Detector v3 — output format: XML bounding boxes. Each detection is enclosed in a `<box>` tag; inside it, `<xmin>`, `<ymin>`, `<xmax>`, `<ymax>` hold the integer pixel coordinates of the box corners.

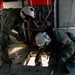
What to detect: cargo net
<box><xmin>23</xmin><ymin>0</ymin><xmax>54</xmax><ymax>45</ymax></box>
<box><xmin>27</xmin><ymin>6</ymin><xmax>54</xmax><ymax>46</ymax></box>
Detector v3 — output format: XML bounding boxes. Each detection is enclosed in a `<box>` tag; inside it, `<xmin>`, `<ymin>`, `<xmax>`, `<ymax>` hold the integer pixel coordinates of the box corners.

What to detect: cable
<box><xmin>43</xmin><ymin>5</ymin><xmax>52</xmax><ymax>24</ymax></box>
<box><xmin>67</xmin><ymin>0</ymin><xmax>73</xmax><ymax>32</ymax></box>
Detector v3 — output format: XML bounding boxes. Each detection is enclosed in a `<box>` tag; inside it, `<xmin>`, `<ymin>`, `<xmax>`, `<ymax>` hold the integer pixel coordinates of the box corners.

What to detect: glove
<box><xmin>61</xmin><ymin>57</ymin><xmax>67</xmax><ymax>62</ymax></box>
<box><xmin>61</xmin><ymin>57</ymin><xmax>70</xmax><ymax>73</ymax></box>
<box><xmin>15</xmin><ymin>34</ymin><xmax>22</xmax><ymax>41</ymax></box>
<box><xmin>60</xmin><ymin>56</ymin><xmax>70</xmax><ymax>73</ymax></box>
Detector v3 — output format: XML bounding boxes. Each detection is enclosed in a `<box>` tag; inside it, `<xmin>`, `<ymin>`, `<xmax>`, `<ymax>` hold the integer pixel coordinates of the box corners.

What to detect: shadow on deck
<box><xmin>0</xmin><ymin>41</ymin><xmax>75</xmax><ymax>75</ymax></box>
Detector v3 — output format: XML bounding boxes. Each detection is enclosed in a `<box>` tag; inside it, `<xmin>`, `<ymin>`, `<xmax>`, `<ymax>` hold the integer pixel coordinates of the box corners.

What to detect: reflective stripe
<box><xmin>42</xmin><ymin>32</ymin><xmax>51</xmax><ymax>45</ymax></box>
<box><xmin>30</xmin><ymin>0</ymin><xmax>32</xmax><ymax>6</ymax></box>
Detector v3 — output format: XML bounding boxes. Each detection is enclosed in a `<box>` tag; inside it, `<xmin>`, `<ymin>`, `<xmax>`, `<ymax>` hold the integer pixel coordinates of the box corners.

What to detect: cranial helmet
<box><xmin>20</xmin><ymin>6</ymin><xmax>35</xmax><ymax>20</ymax></box>
<box><xmin>35</xmin><ymin>32</ymin><xmax>51</xmax><ymax>47</ymax></box>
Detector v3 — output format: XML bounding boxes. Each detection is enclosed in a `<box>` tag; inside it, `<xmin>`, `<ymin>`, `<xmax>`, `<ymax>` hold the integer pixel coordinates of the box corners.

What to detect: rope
<box><xmin>43</xmin><ymin>5</ymin><xmax>52</xmax><ymax>24</ymax></box>
<box><xmin>67</xmin><ymin>0</ymin><xmax>73</xmax><ymax>32</ymax></box>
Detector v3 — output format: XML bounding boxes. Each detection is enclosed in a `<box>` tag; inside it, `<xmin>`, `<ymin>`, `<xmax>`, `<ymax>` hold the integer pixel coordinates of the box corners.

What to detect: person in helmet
<box><xmin>20</xmin><ymin>6</ymin><xmax>35</xmax><ymax>21</ymax></box>
<box><xmin>0</xmin><ymin>6</ymin><xmax>35</xmax><ymax>64</ymax></box>
<box><xmin>35</xmin><ymin>26</ymin><xmax>75</xmax><ymax>74</ymax></box>
<box><xmin>1</xmin><ymin>6</ymin><xmax>35</xmax><ymax>43</ymax></box>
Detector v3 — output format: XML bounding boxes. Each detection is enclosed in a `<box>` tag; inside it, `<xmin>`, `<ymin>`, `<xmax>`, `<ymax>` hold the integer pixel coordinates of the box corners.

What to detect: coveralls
<box><xmin>0</xmin><ymin>8</ymin><xmax>25</xmax><ymax>42</ymax></box>
<box><xmin>0</xmin><ymin>8</ymin><xmax>25</xmax><ymax>62</ymax></box>
<box><xmin>35</xmin><ymin>26</ymin><xmax>75</xmax><ymax>74</ymax></box>
<box><xmin>45</xmin><ymin>26</ymin><xmax>75</xmax><ymax>75</ymax></box>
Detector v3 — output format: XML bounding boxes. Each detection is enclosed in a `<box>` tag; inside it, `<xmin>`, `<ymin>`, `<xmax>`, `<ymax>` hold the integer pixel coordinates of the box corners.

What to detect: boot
<box><xmin>1</xmin><ymin>57</ymin><xmax>12</xmax><ymax>64</ymax></box>
<box><xmin>0</xmin><ymin>58</ymin><xmax>3</xmax><ymax>68</ymax></box>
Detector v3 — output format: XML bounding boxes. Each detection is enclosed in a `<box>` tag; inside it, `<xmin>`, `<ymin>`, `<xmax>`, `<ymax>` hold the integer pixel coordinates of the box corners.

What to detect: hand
<box><xmin>61</xmin><ymin>57</ymin><xmax>67</xmax><ymax>62</ymax></box>
<box><xmin>15</xmin><ymin>34</ymin><xmax>22</xmax><ymax>41</ymax></box>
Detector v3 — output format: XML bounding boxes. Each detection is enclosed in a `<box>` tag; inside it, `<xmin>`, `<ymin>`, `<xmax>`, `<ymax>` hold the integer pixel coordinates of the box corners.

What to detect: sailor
<box><xmin>35</xmin><ymin>26</ymin><xmax>75</xmax><ymax>74</ymax></box>
<box><xmin>0</xmin><ymin>6</ymin><xmax>35</xmax><ymax>43</ymax></box>
<box><xmin>0</xmin><ymin>6</ymin><xmax>35</xmax><ymax>64</ymax></box>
